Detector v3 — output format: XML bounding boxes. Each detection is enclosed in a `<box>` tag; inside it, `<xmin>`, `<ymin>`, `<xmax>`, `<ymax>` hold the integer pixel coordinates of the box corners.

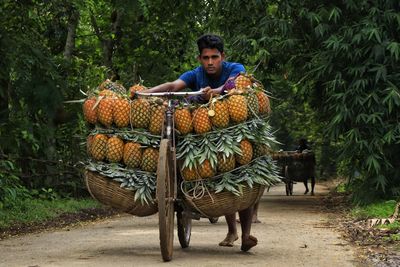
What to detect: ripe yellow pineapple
<box><xmin>141</xmin><ymin>147</ymin><xmax>159</xmax><ymax>172</ymax></box>
<box><xmin>98</xmin><ymin>89</ymin><xmax>117</xmax><ymax>97</ymax></box>
<box><xmin>256</xmin><ymin>92</ymin><xmax>271</xmax><ymax>114</ymax></box>
<box><xmin>210</xmin><ymin>100</ymin><xmax>230</xmax><ymax>128</ymax></box>
<box><xmin>174</xmin><ymin>107</ymin><xmax>193</xmax><ymax>135</ymax></box>
<box><xmin>192</xmin><ymin>107</ymin><xmax>212</xmax><ymax>134</ymax></box>
<box><xmin>197</xmin><ymin>159</ymin><xmax>216</xmax><ymax>178</ymax></box>
<box><xmin>106</xmin><ymin>136</ymin><xmax>124</xmax><ymax>163</ymax></box>
<box><xmin>91</xmin><ymin>134</ymin><xmax>108</xmax><ymax>161</ymax></box>
<box><xmin>227</xmin><ymin>95</ymin><xmax>248</xmax><ymax>123</ymax></box>
<box><xmin>123</xmin><ymin>142</ymin><xmax>142</xmax><ymax>168</ymax></box>
<box><xmin>97</xmin><ymin>97</ymin><xmax>114</xmax><ymax>127</ymax></box>
<box><xmin>131</xmin><ymin>98</ymin><xmax>151</xmax><ymax>129</ymax></box>
<box><xmin>82</xmin><ymin>97</ymin><xmax>98</xmax><ymax>124</ymax></box>
<box><xmin>217</xmin><ymin>153</ymin><xmax>236</xmax><ymax>173</ymax></box>
<box><xmin>181</xmin><ymin>166</ymin><xmax>199</xmax><ymax>181</ymax></box>
<box><xmin>235</xmin><ymin>74</ymin><xmax>252</xmax><ymax>90</ymax></box>
<box><xmin>149</xmin><ymin>104</ymin><xmax>165</xmax><ymax>135</ymax></box>
<box><xmin>236</xmin><ymin>139</ymin><xmax>253</xmax><ymax>165</ymax></box>
<box><xmin>113</xmin><ymin>97</ymin><xmax>130</xmax><ymax>128</ymax></box>
<box><xmin>129</xmin><ymin>84</ymin><xmax>146</xmax><ymax>99</ymax></box>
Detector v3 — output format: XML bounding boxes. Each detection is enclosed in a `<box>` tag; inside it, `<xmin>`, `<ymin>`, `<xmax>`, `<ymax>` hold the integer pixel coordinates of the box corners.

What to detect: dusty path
<box><xmin>0</xmin><ymin>183</ymin><xmax>362</xmax><ymax>267</ymax></box>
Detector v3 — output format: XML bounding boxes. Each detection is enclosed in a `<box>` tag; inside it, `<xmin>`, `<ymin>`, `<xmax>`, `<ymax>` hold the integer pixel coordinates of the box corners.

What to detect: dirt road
<box><xmin>0</xmin><ymin>183</ymin><xmax>363</xmax><ymax>267</ymax></box>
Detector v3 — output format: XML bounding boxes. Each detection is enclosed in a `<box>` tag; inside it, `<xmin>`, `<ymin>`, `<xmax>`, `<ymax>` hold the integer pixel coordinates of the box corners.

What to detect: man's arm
<box><xmin>146</xmin><ymin>79</ymin><xmax>187</xmax><ymax>93</ymax></box>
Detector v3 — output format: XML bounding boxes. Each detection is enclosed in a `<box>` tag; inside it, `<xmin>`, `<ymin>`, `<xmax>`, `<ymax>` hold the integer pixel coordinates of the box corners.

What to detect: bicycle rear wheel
<box><xmin>177</xmin><ymin>210</ymin><xmax>192</xmax><ymax>248</ymax></box>
<box><xmin>157</xmin><ymin>139</ymin><xmax>175</xmax><ymax>262</ymax></box>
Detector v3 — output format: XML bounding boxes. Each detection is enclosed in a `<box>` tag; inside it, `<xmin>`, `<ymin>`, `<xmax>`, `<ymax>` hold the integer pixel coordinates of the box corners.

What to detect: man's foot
<box><xmin>219</xmin><ymin>233</ymin><xmax>239</xmax><ymax>247</ymax></box>
<box><xmin>241</xmin><ymin>235</ymin><xmax>258</xmax><ymax>252</ymax></box>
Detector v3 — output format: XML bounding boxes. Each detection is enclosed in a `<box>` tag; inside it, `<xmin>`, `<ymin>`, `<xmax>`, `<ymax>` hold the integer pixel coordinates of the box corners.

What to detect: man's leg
<box><xmin>219</xmin><ymin>213</ymin><xmax>238</xmax><ymax>247</ymax></box>
<box><xmin>238</xmin><ymin>206</ymin><xmax>258</xmax><ymax>251</ymax></box>
<box><xmin>252</xmin><ymin>201</ymin><xmax>261</xmax><ymax>223</ymax></box>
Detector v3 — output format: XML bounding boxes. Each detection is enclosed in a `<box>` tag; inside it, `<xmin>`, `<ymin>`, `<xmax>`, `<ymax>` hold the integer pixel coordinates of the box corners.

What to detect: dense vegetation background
<box><xmin>0</xmin><ymin>0</ymin><xmax>399</xmax><ymax>209</ymax></box>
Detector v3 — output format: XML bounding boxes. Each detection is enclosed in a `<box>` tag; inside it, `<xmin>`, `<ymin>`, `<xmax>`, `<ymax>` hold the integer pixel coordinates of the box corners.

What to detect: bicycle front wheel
<box><xmin>157</xmin><ymin>139</ymin><xmax>175</xmax><ymax>262</ymax></box>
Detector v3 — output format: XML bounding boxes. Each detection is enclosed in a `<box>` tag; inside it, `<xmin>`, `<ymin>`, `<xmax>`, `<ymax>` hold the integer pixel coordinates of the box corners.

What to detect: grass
<box><xmin>351</xmin><ymin>200</ymin><xmax>397</xmax><ymax>219</ymax></box>
<box><xmin>0</xmin><ymin>198</ymin><xmax>102</xmax><ymax>229</ymax></box>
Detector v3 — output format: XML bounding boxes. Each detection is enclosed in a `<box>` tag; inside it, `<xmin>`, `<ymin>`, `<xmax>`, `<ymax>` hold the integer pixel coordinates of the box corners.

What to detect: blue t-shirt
<box><xmin>179</xmin><ymin>61</ymin><xmax>245</xmax><ymax>91</ymax></box>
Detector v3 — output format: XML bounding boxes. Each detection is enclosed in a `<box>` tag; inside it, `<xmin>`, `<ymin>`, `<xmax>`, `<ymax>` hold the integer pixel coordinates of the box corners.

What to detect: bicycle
<box><xmin>135</xmin><ymin>90</ymin><xmax>202</xmax><ymax>261</ymax></box>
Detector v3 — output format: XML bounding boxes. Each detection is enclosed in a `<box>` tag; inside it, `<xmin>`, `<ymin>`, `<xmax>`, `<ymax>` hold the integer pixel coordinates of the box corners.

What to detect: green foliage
<box><xmin>351</xmin><ymin>200</ymin><xmax>397</xmax><ymax>219</ymax></box>
<box><xmin>0</xmin><ymin>159</ymin><xmax>31</xmax><ymax>209</ymax></box>
<box><xmin>0</xmin><ymin>198</ymin><xmax>101</xmax><ymax>229</ymax></box>
<box><xmin>206</xmin><ymin>0</ymin><xmax>400</xmax><ymax>202</ymax></box>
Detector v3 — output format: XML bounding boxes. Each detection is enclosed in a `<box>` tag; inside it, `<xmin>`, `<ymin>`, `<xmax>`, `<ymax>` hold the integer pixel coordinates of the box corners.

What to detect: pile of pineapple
<box><xmin>175</xmin><ymin>73</ymin><xmax>281</xmax><ymax>196</ymax></box>
<box><xmin>83</xmin><ymin>74</ymin><xmax>280</xmax><ymax>203</ymax></box>
<box><xmin>83</xmin><ymin>79</ymin><xmax>162</xmax><ymax>204</ymax></box>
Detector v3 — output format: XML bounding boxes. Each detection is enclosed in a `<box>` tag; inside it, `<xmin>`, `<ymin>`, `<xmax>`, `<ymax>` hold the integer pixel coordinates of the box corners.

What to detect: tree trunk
<box><xmin>0</xmin><ymin>78</ymin><xmax>10</xmax><ymax>124</ymax></box>
<box><xmin>90</xmin><ymin>9</ymin><xmax>122</xmax><ymax>73</ymax></box>
<box><xmin>64</xmin><ymin>10</ymin><xmax>80</xmax><ymax>60</ymax></box>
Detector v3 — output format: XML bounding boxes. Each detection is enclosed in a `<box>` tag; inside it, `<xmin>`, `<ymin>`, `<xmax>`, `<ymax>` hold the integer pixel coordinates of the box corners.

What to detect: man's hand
<box><xmin>201</xmin><ymin>86</ymin><xmax>220</xmax><ymax>100</ymax></box>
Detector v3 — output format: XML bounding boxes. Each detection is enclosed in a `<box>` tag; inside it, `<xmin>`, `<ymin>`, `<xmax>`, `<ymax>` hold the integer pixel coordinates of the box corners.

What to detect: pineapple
<box><xmin>227</xmin><ymin>95</ymin><xmax>248</xmax><ymax>123</ymax></box>
<box><xmin>141</xmin><ymin>147</ymin><xmax>159</xmax><ymax>172</ymax></box>
<box><xmin>91</xmin><ymin>134</ymin><xmax>108</xmax><ymax>161</ymax></box>
<box><xmin>253</xmin><ymin>144</ymin><xmax>271</xmax><ymax>158</ymax></box>
<box><xmin>97</xmin><ymin>97</ymin><xmax>114</xmax><ymax>127</ymax></box>
<box><xmin>99</xmin><ymin>79</ymin><xmax>127</xmax><ymax>95</ymax></box>
<box><xmin>86</xmin><ymin>135</ymin><xmax>94</xmax><ymax>157</ymax></box>
<box><xmin>246</xmin><ymin>92</ymin><xmax>260</xmax><ymax>117</ymax></box>
<box><xmin>106</xmin><ymin>136</ymin><xmax>124</xmax><ymax>163</ymax></box>
<box><xmin>82</xmin><ymin>97</ymin><xmax>97</xmax><ymax>124</ymax></box>
<box><xmin>181</xmin><ymin>166</ymin><xmax>200</xmax><ymax>181</ymax></box>
<box><xmin>256</xmin><ymin>92</ymin><xmax>271</xmax><ymax>114</ymax></box>
<box><xmin>123</xmin><ymin>142</ymin><xmax>142</xmax><ymax>168</ymax></box>
<box><xmin>236</xmin><ymin>139</ymin><xmax>253</xmax><ymax>165</ymax></box>
<box><xmin>197</xmin><ymin>159</ymin><xmax>216</xmax><ymax>178</ymax></box>
<box><xmin>131</xmin><ymin>98</ymin><xmax>151</xmax><ymax>129</ymax></box>
<box><xmin>192</xmin><ymin>107</ymin><xmax>212</xmax><ymax>134</ymax></box>
<box><xmin>210</xmin><ymin>99</ymin><xmax>230</xmax><ymax>128</ymax></box>
<box><xmin>174</xmin><ymin>107</ymin><xmax>193</xmax><ymax>135</ymax></box>
<box><xmin>217</xmin><ymin>153</ymin><xmax>236</xmax><ymax>173</ymax></box>
<box><xmin>235</xmin><ymin>74</ymin><xmax>252</xmax><ymax>90</ymax></box>
<box><xmin>129</xmin><ymin>84</ymin><xmax>146</xmax><ymax>99</ymax></box>
<box><xmin>113</xmin><ymin>97</ymin><xmax>130</xmax><ymax>128</ymax></box>
<box><xmin>98</xmin><ymin>89</ymin><xmax>117</xmax><ymax>97</ymax></box>
<box><xmin>148</xmin><ymin>104</ymin><xmax>166</xmax><ymax>135</ymax></box>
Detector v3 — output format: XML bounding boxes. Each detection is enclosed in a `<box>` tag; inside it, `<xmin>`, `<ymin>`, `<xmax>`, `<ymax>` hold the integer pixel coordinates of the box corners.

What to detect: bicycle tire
<box><xmin>157</xmin><ymin>139</ymin><xmax>175</xmax><ymax>262</ymax></box>
<box><xmin>177</xmin><ymin>210</ymin><xmax>192</xmax><ymax>248</ymax></box>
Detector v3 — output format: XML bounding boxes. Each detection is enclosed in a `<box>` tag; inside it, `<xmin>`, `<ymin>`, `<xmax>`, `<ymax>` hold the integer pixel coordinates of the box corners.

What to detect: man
<box><xmin>145</xmin><ymin>34</ymin><xmax>257</xmax><ymax>251</ymax></box>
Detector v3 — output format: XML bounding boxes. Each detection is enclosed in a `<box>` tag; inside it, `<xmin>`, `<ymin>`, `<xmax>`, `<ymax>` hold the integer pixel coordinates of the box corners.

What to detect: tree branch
<box><xmin>89</xmin><ymin>9</ymin><xmax>104</xmax><ymax>42</ymax></box>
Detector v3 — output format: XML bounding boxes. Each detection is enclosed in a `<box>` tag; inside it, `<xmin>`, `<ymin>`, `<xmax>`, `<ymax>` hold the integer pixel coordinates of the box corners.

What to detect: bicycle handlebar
<box><xmin>135</xmin><ymin>91</ymin><xmax>204</xmax><ymax>97</ymax></box>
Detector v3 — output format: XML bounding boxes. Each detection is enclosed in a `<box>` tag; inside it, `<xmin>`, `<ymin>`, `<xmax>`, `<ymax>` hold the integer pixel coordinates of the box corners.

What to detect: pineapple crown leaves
<box><xmin>91</xmin><ymin>128</ymin><xmax>161</xmax><ymax>147</ymax></box>
<box><xmin>216</xmin><ymin>134</ymin><xmax>241</xmax><ymax>158</ymax></box>
<box><xmin>213</xmin><ymin>173</ymin><xmax>244</xmax><ymax>196</ymax></box>
<box><xmin>176</xmin><ymin>135</ymin><xmax>199</xmax><ymax>169</ymax></box>
<box><xmin>86</xmin><ymin>160</ymin><xmax>157</xmax><ymax>204</ymax></box>
<box><xmin>197</xmin><ymin>136</ymin><xmax>218</xmax><ymax>167</ymax></box>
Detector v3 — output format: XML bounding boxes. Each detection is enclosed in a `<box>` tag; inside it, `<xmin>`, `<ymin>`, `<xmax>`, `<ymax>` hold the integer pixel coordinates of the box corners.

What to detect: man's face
<box><xmin>198</xmin><ymin>48</ymin><xmax>225</xmax><ymax>76</ymax></box>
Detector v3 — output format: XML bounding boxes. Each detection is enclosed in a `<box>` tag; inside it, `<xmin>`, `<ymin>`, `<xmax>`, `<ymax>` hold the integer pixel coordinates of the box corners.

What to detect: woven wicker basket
<box><xmin>184</xmin><ymin>184</ymin><xmax>265</xmax><ymax>218</ymax></box>
<box><xmin>84</xmin><ymin>170</ymin><xmax>158</xmax><ymax>217</ymax></box>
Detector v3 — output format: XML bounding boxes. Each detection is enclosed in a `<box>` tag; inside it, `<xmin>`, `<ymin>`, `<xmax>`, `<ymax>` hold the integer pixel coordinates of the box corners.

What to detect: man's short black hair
<box><xmin>197</xmin><ymin>34</ymin><xmax>224</xmax><ymax>54</ymax></box>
